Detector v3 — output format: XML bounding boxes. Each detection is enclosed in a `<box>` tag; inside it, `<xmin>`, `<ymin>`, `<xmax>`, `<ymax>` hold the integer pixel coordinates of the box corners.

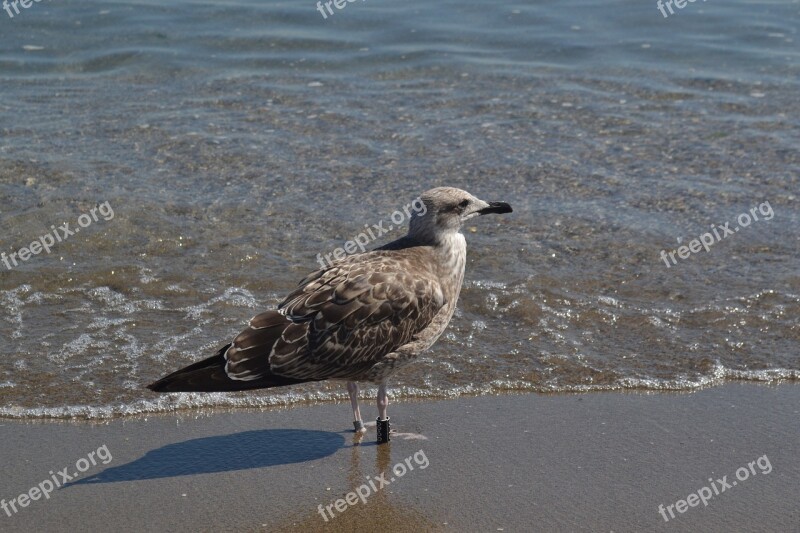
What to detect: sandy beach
<box><xmin>1</xmin><ymin>383</ymin><xmax>797</xmax><ymax>532</ymax></box>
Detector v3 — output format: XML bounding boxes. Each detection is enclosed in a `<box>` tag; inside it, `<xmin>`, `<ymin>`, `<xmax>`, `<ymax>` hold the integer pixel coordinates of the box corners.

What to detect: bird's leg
<box><xmin>377</xmin><ymin>382</ymin><xmax>389</xmax><ymax>419</ymax></box>
<box><xmin>376</xmin><ymin>382</ymin><xmax>390</xmax><ymax>444</ymax></box>
<box><xmin>347</xmin><ymin>381</ymin><xmax>366</xmax><ymax>433</ymax></box>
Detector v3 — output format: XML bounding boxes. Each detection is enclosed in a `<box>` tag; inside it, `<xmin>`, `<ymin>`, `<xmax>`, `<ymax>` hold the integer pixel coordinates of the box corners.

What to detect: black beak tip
<box><xmin>480</xmin><ymin>201</ymin><xmax>513</xmax><ymax>215</ymax></box>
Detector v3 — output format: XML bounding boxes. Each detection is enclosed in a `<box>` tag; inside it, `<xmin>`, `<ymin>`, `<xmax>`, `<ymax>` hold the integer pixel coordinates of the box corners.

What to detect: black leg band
<box><xmin>376</xmin><ymin>417</ymin><xmax>390</xmax><ymax>444</ymax></box>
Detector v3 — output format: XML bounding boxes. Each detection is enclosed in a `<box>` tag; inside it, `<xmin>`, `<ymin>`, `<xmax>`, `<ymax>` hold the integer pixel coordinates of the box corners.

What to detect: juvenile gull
<box><xmin>148</xmin><ymin>187</ymin><xmax>512</xmax><ymax>443</ymax></box>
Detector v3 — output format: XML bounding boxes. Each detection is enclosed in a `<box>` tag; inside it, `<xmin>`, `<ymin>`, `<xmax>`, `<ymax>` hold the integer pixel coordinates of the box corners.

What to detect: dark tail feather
<box><xmin>147</xmin><ymin>344</ymin><xmax>312</xmax><ymax>393</ymax></box>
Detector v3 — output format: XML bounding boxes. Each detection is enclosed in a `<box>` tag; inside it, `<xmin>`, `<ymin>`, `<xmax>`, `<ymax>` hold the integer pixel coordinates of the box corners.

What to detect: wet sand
<box><xmin>0</xmin><ymin>383</ymin><xmax>797</xmax><ymax>532</ymax></box>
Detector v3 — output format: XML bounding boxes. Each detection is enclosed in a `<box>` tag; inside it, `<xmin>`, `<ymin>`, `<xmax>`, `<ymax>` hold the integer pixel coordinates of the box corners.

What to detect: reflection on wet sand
<box><xmin>276</xmin><ymin>433</ymin><xmax>443</xmax><ymax>532</ymax></box>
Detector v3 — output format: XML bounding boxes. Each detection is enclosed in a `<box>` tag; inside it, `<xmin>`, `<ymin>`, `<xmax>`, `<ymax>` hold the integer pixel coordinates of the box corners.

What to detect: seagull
<box><xmin>148</xmin><ymin>187</ymin><xmax>512</xmax><ymax>443</ymax></box>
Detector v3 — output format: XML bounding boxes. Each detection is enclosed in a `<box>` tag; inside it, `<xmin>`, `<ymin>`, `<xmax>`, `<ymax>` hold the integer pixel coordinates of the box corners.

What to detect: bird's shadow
<box><xmin>67</xmin><ymin>429</ymin><xmax>344</xmax><ymax>486</ymax></box>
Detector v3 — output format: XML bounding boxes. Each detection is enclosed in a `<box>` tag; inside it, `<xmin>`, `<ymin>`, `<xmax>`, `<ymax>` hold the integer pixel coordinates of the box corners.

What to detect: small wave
<box><xmin>0</xmin><ymin>363</ymin><xmax>796</xmax><ymax>420</ymax></box>
<box><xmin>182</xmin><ymin>287</ymin><xmax>260</xmax><ymax>321</ymax></box>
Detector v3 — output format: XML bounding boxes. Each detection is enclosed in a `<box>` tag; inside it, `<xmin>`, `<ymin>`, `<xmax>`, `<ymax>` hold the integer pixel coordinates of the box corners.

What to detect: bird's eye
<box><xmin>458</xmin><ymin>199</ymin><xmax>470</xmax><ymax>209</ymax></box>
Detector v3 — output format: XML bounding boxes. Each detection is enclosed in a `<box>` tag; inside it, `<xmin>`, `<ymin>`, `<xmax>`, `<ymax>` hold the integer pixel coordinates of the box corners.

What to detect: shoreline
<box><xmin>1</xmin><ymin>383</ymin><xmax>797</xmax><ymax>532</ymax></box>
<box><xmin>2</xmin><ymin>375</ymin><xmax>799</xmax><ymax>421</ymax></box>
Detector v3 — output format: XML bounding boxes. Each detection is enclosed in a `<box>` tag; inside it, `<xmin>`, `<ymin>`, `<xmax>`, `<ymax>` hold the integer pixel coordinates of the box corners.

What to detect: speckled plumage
<box><xmin>148</xmin><ymin>187</ymin><xmax>511</xmax><ymax>401</ymax></box>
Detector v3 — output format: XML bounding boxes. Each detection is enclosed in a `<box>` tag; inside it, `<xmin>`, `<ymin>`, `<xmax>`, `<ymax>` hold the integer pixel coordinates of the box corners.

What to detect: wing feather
<box><xmin>269</xmin><ymin>252</ymin><xmax>445</xmax><ymax>380</ymax></box>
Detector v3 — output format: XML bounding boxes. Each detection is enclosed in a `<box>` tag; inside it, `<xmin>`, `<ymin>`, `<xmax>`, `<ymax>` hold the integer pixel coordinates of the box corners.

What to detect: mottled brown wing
<box><xmin>268</xmin><ymin>254</ymin><xmax>445</xmax><ymax>380</ymax></box>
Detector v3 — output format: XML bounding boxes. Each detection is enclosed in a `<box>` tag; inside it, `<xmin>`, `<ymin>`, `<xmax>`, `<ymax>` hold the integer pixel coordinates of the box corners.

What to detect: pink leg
<box><xmin>377</xmin><ymin>383</ymin><xmax>389</xmax><ymax>420</ymax></box>
<box><xmin>347</xmin><ymin>381</ymin><xmax>365</xmax><ymax>433</ymax></box>
<box><xmin>376</xmin><ymin>383</ymin><xmax>391</xmax><ymax>443</ymax></box>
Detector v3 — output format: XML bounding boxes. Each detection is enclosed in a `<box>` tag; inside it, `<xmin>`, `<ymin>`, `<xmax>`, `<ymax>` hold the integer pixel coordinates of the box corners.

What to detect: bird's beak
<box><xmin>477</xmin><ymin>201</ymin><xmax>513</xmax><ymax>215</ymax></box>
<box><xmin>461</xmin><ymin>199</ymin><xmax>513</xmax><ymax>222</ymax></box>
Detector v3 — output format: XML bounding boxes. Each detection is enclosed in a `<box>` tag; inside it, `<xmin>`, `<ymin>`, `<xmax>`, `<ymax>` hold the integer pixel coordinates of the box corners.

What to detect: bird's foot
<box><xmin>391</xmin><ymin>431</ymin><xmax>428</xmax><ymax>440</ymax></box>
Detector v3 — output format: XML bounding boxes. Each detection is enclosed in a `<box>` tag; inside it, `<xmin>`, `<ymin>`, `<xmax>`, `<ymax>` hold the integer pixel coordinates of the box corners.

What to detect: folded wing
<box><xmin>224</xmin><ymin>253</ymin><xmax>445</xmax><ymax>382</ymax></box>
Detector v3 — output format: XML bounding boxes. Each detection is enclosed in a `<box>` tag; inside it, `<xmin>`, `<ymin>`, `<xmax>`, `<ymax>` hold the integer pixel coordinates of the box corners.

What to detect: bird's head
<box><xmin>408</xmin><ymin>187</ymin><xmax>512</xmax><ymax>243</ymax></box>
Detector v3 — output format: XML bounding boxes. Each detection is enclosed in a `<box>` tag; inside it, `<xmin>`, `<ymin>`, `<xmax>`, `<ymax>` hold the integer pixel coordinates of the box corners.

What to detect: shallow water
<box><xmin>0</xmin><ymin>0</ymin><xmax>798</xmax><ymax>418</ymax></box>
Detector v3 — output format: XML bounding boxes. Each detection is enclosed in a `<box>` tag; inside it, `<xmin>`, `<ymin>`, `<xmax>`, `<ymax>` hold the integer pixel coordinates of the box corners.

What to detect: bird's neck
<box><xmin>433</xmin><ymin>231</ymin><xmax>467</xmax><ymax>302</ymax></box>
<box><xmin>382</xmin><ymin>230</ymin><xmax>467</xmax><ymax>299</ymax></box>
